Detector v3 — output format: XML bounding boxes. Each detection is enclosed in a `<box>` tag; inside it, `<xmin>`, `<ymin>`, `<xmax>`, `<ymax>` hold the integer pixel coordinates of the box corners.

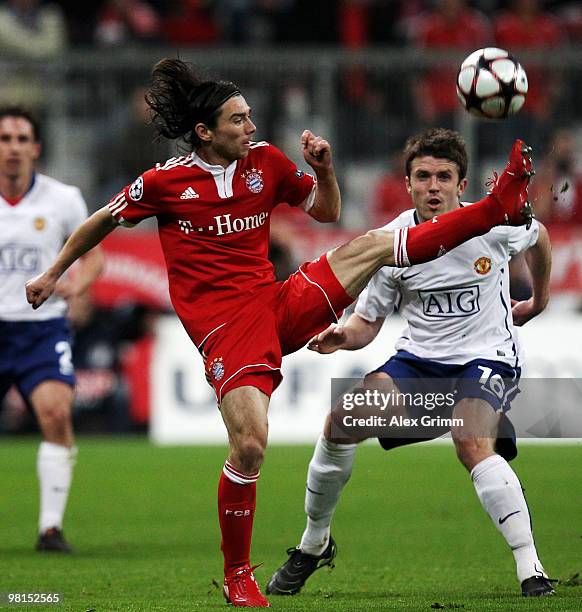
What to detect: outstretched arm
<box><xmin>54</xmin><ymin>246</ymin><xmax>105</xmax><ymax>300</ymax></box>
<box><xmin>308</xmin><ymin>313</ymin><xmax>384</xmax><ymax>354</ymax></box>
<box><xmin>511</xmin><ymin>222</ymin><xmax>552</xmax><ymax>326</ymax></box>
<box><xmin>301</xmin><ymin>129</ymin><xmax>341</xmax><ymax>223</ymax></box>
<box><xmin>26</xmin><ymin>206</ymin><xmax>118</xmax><ymax>309</ymax></box>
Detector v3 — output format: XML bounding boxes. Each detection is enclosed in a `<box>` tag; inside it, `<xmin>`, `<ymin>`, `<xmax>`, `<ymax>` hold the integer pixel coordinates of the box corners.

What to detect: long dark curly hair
<box><xmin>145</xmin><ymin>59</ymin><xmax>240</xmax><ymax>150</ymax></box>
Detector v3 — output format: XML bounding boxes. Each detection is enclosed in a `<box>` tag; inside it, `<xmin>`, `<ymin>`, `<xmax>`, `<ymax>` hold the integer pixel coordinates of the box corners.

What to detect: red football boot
<box><xmin>223</xmin><ymin>564</ymin><xmax>270</xmax><ymax>607</ymax></box>
<box><xmin>486</xmin><ymin>139</ymin><xmax>535</xmax><ymax>229</ymax></box>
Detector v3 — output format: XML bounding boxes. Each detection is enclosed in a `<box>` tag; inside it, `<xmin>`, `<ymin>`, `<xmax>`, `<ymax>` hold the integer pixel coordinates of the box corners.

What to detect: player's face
<box><xmin>0</xmin><ymin>116</ymin><xmax>40</xmax><ymax>181</ymax></box>
<box><xmin>406</xmin><ymin>156</ymin><xmax>467</xmax><ymax>222</ymax></box>
<box><xmin>202</xmin><ymin>95</ymin><xmax>256</xmax><ymax>165</ymax></box>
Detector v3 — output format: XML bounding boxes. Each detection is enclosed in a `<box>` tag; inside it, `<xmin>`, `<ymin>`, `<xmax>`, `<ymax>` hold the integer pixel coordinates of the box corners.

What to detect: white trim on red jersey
<box><xmin>218</xmin><ymin>363</ymin><xmax>281</xmax><ymax>403</ymax></box>
<box><xmin>298</xmin><ymin>265</ymin><xmax>340</xmax><ymax>323</ymax></box>
<box><xmin>190</xmin><ymin>153</ymin><xmax>237</xmax><ymax>199</ymax></box>
<box><xmin>301</xmin><ymin>185</ymin><xmax>317</xmax><ymax>212</ymax></box>
<box><xmin>198</xmin><ymin>322</ymin><xmax>227</xmax><ymax>351</ymax></box>
<box><xmin>155</xmin><ymin>155</ymin><xmax>191</xmax><ymax>172</ymax></box>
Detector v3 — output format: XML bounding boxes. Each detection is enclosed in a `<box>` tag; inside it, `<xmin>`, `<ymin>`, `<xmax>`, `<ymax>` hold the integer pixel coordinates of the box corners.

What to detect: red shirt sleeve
<box><xmin>268</xmin><ymin>145</ymin><xmax>316</xmax><ymax>209</ymax></box>
<box><xmin>107</xmin><ymin>167</ymin><xmax>161</xmax><ymax>227</ymax></box>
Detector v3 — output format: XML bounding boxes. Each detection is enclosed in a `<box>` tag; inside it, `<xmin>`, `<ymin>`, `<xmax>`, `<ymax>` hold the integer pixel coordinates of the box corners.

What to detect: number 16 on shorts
<box><xmin>477</xmin><ymin>365</ymin><xmax>519</xmax><ymax>411</ymax></box>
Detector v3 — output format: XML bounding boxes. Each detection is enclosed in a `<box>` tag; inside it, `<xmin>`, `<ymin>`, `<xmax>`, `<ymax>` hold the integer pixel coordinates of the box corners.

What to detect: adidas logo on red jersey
<box><xmin>180</xmin><ymin>187</ymin><xmax>199</xmax><ymax>199</ymax></box>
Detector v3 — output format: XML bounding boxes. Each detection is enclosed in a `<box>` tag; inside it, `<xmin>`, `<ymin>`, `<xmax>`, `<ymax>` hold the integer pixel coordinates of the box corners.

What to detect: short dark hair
<box><xmin>404</xmin><ymin>128</ymin><xmax>468</xmax><ymax>181</ymax></box>
<box><xmin>0</xmin><ymin>106</ymin><xmax>41</xmax><ymax>142</ymax></box>
<box><xmin>145</xmin><ymin>59</ymin><xmax>241</xmax><ymax>150</ymax></box>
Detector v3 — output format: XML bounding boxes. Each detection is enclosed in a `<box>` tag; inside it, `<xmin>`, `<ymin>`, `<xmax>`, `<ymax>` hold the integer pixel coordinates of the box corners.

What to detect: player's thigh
<box><xmin>278</xmin><ymin>255</ymin><xmax>353</xmax><ymax>354</ymax></box>
<box><xmin>326</xmin><ymin>229</ymin><xmax>394</xmax><ymax>298</ymax></box>
<box><xmin>451</xmin><ymin>357</ymin><xmax>518</xmax><ymax>447</ymax></box>
<box><xmin>16</xmin><ymin>318</ymin><xmax>76</xmax><ymax>407</ymax></box>
<box><xmin>0</xmin><ymin>376</ymin><xmax>12</xmax><ymax>407</ymax></box>
<box><xmin>29</xmin><ymin>380</ymin><xmax>75</xmax><ymax>422</ymax></box>
<box><xmin>326</xmin><ymin>372</ymin><xmax>399</xmax><ymax>443</ymax></box>
<box><xmin>197</xmin><ymin>297</ymin><xmax>284</xmax><ymax>404</ymax></box>
<box><xmin>450</xmin><ymin>396</ymin><xmax>500</xmax><ymax>452</ymax></box>
<box><xmin>374</xmin><ymin>354</ymin><xmax>453</xmax><ymax>449</ymax></box>
<box><xmin>220</xmin><ymin>385</ymin><xmax>270</xmax><ymax>452</ymax></box>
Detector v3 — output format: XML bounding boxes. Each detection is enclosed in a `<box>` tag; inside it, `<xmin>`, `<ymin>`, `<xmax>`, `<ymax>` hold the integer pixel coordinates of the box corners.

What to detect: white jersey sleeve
<box><xmin>505</xmin><ymin>219</ymin><xmax>540</xmax><ymax>256</ymax></box>
<box><xmin>355</xmin><ymin>274</ymin><xmax>399</xmax><ymax>321</ymax></box>
<box><xmin>62</xmin><ymin>186</ymin><xmax>89</xmax><ymax>238</ymax></box>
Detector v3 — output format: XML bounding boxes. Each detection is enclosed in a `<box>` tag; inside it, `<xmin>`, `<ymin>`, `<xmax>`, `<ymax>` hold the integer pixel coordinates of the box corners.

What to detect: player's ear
<box><xmin>194</xmin><ymin>122</ymin><xmax>212</xmax><ymax>143</ymax></box>
<box><xmin>32</xmin><ymin>142</ymin><xmax>41</xmax><ymax>161</ymax></box>
<box><xmin>457</xmin><ymin>178</ymin><xmax>468</xmax><ymax>196</ymax></box>
<box><xmin>405</xmin><ymin>176</ymin><xmax>412</xmax><ymax>193</ymax></box>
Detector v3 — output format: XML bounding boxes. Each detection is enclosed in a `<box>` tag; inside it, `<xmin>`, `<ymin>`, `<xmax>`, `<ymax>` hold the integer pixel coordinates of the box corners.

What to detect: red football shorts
<box><xmin>200</xmin><ymin>254</ymin><xmax>353</xmax><ymax>403</ymax></box>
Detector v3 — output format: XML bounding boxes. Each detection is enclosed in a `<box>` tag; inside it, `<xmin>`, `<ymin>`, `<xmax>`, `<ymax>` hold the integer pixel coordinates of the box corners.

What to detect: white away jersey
<box><xmin>355</xmin><ymin>207</ymin><xmax>540</xmax><ymax>367</ymax></box>
<box><xmin>0</xmin><ymin>173</ymin><xmax>88</xmax><ymax>321</ymax></box>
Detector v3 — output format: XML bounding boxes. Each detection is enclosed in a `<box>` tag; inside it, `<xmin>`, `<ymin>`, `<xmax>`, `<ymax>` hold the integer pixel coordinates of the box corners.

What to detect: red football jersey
<box><xmin>108</xmin><ymin>141</ymin><xmax>316</xmax><ymax>345</ymax></box>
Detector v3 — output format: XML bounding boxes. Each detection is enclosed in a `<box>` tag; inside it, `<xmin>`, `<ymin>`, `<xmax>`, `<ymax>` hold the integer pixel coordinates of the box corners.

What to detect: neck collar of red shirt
<box><xmin>192</xmin><ymin>151</ymin><xmax>237</xmax><ymax>175</ymax></box>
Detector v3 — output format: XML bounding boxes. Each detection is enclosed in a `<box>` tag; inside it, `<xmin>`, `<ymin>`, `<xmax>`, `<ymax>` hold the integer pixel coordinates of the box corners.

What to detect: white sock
<box><xmin>37</xmin><ymin>442</ymin><xmax>77</xmax><ymax>533</ymax></box>
<box><xmin>299</xmin><ymin>435</ymin><xmax>356</xmax><ymax>555</ymax></box>
<box><xmin>471</xmin><ymin>454</ymin><xmax>546</xmax><ymax>583</ymax></box>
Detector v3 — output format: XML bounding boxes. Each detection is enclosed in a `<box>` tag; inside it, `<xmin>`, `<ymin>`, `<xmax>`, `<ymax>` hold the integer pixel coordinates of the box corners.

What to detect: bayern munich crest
<box><xmin>209</xmin><ymin>357</ymin><xmax>225</xmax><ymax>381</ymax></box>
<box><xmin>242</xmin><ymin>169</ymin><xmax>264</xmax><ymax>194</ymax></box>
<box><xmin>128</xmin><ymin>176</ymin><xmax>144</xmax><ymax>201</ymax></box>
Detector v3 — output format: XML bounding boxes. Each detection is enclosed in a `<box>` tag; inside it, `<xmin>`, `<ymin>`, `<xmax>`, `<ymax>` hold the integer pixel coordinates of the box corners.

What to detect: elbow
<box><xmin>318</xmin><ymin>214</ymin><xmax>340</xmax><ymax>224</ymax></box>
<box><xmin>312</xmin><ymin>205</ymin><xmax>341</xmax><ymax>223</ymax></box>
<box><xmin>323</xmin><ymin>210</ymin><xmax>341</xmax><ymax>223</ymax></box>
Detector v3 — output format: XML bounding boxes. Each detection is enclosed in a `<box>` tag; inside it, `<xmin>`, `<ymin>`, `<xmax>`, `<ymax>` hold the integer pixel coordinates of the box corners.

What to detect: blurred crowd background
<box><xmin>1</xmin><ymin>0</ymin><xmax>582</xmax><ymax>435</ymax></box>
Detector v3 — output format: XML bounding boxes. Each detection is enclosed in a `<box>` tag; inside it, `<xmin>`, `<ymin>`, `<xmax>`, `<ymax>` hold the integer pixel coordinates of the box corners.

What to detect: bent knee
<box><xmin>363</xmin><ymin>228</ymin><xmax>387</xmax><ymax>249</ymax></box>
<box><xmin>35</xmin><ymin>402</ymin><xmax>72</xmax><ymax>426</ymax></box>
<box><xmin>453</xmin><ymin>436</ymin><xmax>495</xmax><ymax>470</ymax></box>
<box><xmin>234</xmin><ymin>437</ymin><xmax>266</xmax><ymax>474</ymax></box>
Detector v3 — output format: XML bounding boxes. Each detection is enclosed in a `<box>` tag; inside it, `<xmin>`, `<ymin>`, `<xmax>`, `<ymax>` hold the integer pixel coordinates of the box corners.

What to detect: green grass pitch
<box><xmin>1</xmin><ymin>438</ymin><xmax>580</xmax><ymax>611</ymax></box>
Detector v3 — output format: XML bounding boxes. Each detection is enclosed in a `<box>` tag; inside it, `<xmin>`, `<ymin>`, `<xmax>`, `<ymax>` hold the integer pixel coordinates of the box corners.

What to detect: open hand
<box><xmin>307</xmin><ymin>324</ymin><xmax>347</xmax><ymax>354</ymax></box>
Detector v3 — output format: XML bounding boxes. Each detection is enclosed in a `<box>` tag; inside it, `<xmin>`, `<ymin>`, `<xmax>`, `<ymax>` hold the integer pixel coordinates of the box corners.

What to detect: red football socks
<box><xmin>394</xmin><ymin>195</ymin><xmax>500</xmax><ymax>266</ymax></box>
<box><xmin>218</xmin><ymin>462</ymin><xmax>258</xmax><ymax>573</ymax></box>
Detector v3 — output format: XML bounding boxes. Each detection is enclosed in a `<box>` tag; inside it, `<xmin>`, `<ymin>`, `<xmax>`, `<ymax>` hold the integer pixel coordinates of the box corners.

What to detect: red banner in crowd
<box><xmin>91</xmin><ymin>229</ymin><xmax>171</xmax><ymax>309</ymax></box>
<box><xmin>89</xmin><ymin>223</ymin><xmax>582</xmax><ymax>310</ymax></box>
<box><xmin>547</xmin><ymin>225</ymin><xmax>582</xmax><ymax>292</ymax></box>
<box><xmin>283</xmin><ymin>223</ymin><xmax>582</xmax><ymax>295</ymax></box>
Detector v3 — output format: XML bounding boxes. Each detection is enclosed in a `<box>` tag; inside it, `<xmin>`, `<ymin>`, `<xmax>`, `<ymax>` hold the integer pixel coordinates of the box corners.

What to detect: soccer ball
<box><xmin>456</xmin><ymin>47</ymin><xmax>528</xmax><ymax>119</ymax></box>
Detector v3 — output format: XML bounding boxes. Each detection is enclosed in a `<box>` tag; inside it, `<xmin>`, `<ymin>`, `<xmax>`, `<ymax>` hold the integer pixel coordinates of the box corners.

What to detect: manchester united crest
<box><xmin>242</xmin><ymin>169</ymin><xmax>264</xmax><ymax>194</ymax></box>
<box><xmin>209</xmin><ymin>357</ymin><xmax>225</xmax><ymax>381</ymax></box>
<box><xmin>474</xmin><ymin>256</ymin><xmax>492</xmax><ymax>275</ymax></box>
